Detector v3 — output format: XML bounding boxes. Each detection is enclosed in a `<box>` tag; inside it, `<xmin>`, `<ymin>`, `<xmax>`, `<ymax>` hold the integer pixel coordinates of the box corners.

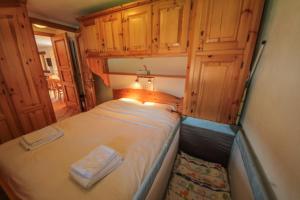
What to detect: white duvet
<box><xmin>0</xmin><ymin>100</ymin><xmax>179</xmax><ymax>200</ymax></box>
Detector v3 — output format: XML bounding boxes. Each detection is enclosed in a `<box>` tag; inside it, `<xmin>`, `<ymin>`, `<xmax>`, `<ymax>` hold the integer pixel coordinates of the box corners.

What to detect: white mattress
<box><xmin>0</xmin><ymin>100</ymin><xmax>179</xmax><ymax>200</ymax></box>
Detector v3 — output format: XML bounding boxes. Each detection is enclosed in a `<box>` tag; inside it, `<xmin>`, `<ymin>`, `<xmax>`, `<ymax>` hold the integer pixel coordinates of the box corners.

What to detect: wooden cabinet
<box><xmin>0</xmin><ymin>6</ymin><xmax>55</xmax><ymax>136</ymax></box>
<box><xmin>81</xmin><ymin>23</ymin><xmax>99</xmax><ymax>54</ymax></box>
<box><xmin>186</xmin><ymin>54</ymin><xmax>243</xmax><ymax>123</ymax></box>
<box><xmin>96</xmin><ymin>12</ymin><xmax>124</xmax><ymax>56</ymax></box>
<box><xmin>152</xmin><ymin>0</ymin><xmax>191</xmax><ymax>54</ymax></box>
<box><xmin>122</xmin><ymin>4</ymin><xmax>152</xmax><ymax>55</ymax></box>
<box><xmin>194</xmin><ymin>0</ymin><xmax>257</xmax><ymax>51</ymax></box>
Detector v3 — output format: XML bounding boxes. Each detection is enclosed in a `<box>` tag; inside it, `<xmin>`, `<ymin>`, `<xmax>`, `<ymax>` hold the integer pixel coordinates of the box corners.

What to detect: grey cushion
<box><xmin>180</xmin><ymin>118</ymin><xmax>236</xmax><ymax>166</ymax></box>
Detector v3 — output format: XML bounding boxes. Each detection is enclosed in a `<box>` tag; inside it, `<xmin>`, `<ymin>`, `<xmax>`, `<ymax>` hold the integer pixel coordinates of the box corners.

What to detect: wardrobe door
<box><xmin>77</xmin><ymin>33</ymin><xmax>96</xmax><ymax>110</ymax></box>
<box><xmin>152</xmin><ymin>0</ymin><xmax>191</xmax><ymax>54</ymax></box>
<box><xmin>0</xmin><ymin>76</ymin><xmax>21</xmax><ymax>143</ymax></box>
<box><xmin>122</xmin><ymin>4</ymin><xmax>152</xmax><ymax>55</ymax></box>
<box><xmin>0</xmin><ymin>6</ymin><xmax>55</xmax><ymax>134</ymax></box>
<box><xmin>81</xmin><ymin>23</ymin><xmax>99</xmax><ymax>54</ymax></box>
<box><xmin>187</xmin><ymin>54</ymin><xmax>243</xmax><ymax>124</ymax></box>
<box><xmin>96</xmin><ymin>12</ymin><xmax>124</xmax><ymax>56</ymax></box>
<box><xmin>195</xmin><ymin>0</ymin><xmax>255</xmax><ymax>51</ymax></box>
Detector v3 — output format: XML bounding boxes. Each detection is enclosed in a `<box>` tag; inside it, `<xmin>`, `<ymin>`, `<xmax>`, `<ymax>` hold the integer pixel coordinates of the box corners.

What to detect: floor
<box><xmin>50</xmin><ymin>91</ymin><xmax>77</xmax><ymax>121</ymax></box>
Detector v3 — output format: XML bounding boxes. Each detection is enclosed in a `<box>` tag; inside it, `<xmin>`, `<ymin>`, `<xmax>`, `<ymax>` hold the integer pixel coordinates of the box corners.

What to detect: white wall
<box><xmin>108</xmin><ymin>57</ymin><xmax>187</xmax><ymax>76</ymax></box>
<box><xmin>106</xmin><ymin>57</ymin><xmax>187</xmax><ymax>98</ymax></box>
<box><xmin>109</xmin><ymin>74</ymin><xmax>185</xmax><ymax>97</ymax></box>
<box><xmin>241</xmin><ymin>0</ymin><xmax>300</xmax><ymax>199</ymax></box>
<box><xmin>37</xmin><ymin>46</ymin><xmax>58</xmax><ymax>75</ymax></box>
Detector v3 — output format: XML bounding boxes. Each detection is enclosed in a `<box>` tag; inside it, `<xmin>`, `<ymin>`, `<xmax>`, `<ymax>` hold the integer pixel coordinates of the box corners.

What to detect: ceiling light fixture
<box><xmin>33</xmin><ymin>24</ymin><xmax>47</xmax><ymax>29</ymax></box>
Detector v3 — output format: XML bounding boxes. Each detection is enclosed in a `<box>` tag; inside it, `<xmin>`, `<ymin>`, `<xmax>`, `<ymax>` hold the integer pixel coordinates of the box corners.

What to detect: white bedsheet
<box><xmin>0</xmin><ymin>100</ymin><xmax>179</xmax><ymax>200</ymax></box>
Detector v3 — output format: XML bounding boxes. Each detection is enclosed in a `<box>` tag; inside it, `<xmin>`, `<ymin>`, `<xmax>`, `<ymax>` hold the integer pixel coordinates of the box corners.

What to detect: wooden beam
<box><xmin>30</xmin><ymin>17</ymin><xmax>78</xmax><ymax>32</ymax></box>
<box><xmin>34</xmin><ymin>31</ymin><xmax>55</xmax><ymax>37</ymax></box>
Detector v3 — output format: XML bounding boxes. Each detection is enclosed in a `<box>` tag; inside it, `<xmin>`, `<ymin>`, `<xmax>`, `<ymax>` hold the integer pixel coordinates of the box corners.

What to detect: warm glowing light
<box><xmin>144</xmin><ymin>102</ymin><xmax>155</xmax><ymax>106</ymax></box>
<box><xmin>148</xmin><ymin>79</ymin><xmax>152</xmax><ymax>84</ymax></box>
<box><xmin>33</xmin><ymin>24</ymin><xmax>47</xmax><ymax>29</ymax></box>
<box><xmin>131</xmin><ymin>81</ymin><xmax>141</xmax><ymax>89</ymax></box>
<box><xmin>119</xmin><ymin>98</ymin><xmax>140</xmax><ymax>103</ymax></box>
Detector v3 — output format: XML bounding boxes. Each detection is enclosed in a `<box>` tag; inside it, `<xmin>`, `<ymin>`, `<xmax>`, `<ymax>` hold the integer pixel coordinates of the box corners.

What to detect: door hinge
<box><xmin>240</xmin><ymin>61</ymin><xmax>244</xmax><ymax>69</ymax></box>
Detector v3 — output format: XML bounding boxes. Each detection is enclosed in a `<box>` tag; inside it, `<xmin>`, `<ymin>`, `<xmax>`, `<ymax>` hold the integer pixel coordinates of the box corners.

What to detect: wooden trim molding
<box><xmin>113</xmin><ymin>88</ymin><xmax>183</xmax><ymax>113</ymax></box>
<box><xmin>108</xmin><ymin>72</ymin><xmax>186</xmax><ymax>79</ymax></box>
<box><xmin>30</xmin><ymin>17</ymin><xmax>78</xmax><ymax>32</ymax></box>
<box><xmin>34</xmin><ymin>31</ymin><xmax>55</xmax><ymax>37</ymax></box>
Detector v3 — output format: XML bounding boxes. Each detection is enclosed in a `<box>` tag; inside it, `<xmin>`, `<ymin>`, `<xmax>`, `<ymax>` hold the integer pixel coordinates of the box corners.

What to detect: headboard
<box><xmin>112</xmin><ymin>89</ymin><xmax>183</xmax><ymax>113</ymax></box>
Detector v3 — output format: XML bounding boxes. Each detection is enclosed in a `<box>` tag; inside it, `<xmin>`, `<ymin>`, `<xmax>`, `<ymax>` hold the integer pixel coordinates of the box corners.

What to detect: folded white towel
<box><xmin>20</xmin><ymin>126</ymin><xmax>64</xmax><ymax>150</ymax></box>
<box><xmin>70</xmin><ymin>155</ymin><xmax>123</xmax><ymax>188</ymax></box>
<box><xmin>22</xmin><ymin>126</ymin><xmax>63</xmax><ymax>145</ymax></box>
<box><xmin>70</xmin><ymin>145</ymin><xmax>123</xmax><ymax>188</ymax></box>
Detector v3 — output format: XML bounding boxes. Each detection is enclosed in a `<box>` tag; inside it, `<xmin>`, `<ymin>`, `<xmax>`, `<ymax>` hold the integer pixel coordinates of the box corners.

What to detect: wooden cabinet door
<box><xmin>195</xmin><ymin>0</ymin><xmax>255</xmax><ymax>51</ymax></box>
<box><xmin>122</xmin><ymin>4</ymin><xmax>152</xmax><ymax>55</ymax></box>
<box><xmin>77</xmin><ymin>33</ymin><xmax>96</xmax><ymax>111</ymax></box>
<box><xmin>81</xmin><ymin>23</ymin><xmax>99</xmax><ymax>54</ymax></box>
<box><xmin>152</xmin><ymin>0</ymin><xmax>191</xmax><ymax>54</ymax></box>
<box><xmin>0</xmin><ymin>6</ymin><xmax>55</xmax><ymax>134</ymax></box>
<box><xmin>186</xmin><ymin>54</ymin><xmax>243</xmax><ymax>124</ymax></box>
<box><xmin>52</xmin><ymin>33</ymin><xmax>81</xmax><ymax>112</ymax></box>
<box><xmin>0</xmin><ymin>75</ymin><xmax>21</xmax><ymax>143</ymax></box>
<box><xmin>96</xmin><ymin>12</ymin><xmax>124</xmax><ymax>56</ymax></box>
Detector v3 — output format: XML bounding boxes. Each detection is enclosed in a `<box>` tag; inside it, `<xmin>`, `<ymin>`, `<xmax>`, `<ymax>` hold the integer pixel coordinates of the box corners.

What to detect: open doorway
<box><xmin>34</xmin><ymin>33</ymin><xmax>79</xmax><ymax>121</ymax></box>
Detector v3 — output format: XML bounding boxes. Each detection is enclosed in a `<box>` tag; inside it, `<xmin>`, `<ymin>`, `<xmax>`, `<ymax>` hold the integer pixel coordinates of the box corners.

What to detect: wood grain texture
<box><xmin>51</xmin><ymin>33</ymin><xmax>81</xmax><ymax>112</ymax></box>
<box><xmin>152</xmin><ymin>0</ymin><xmax>191</xmax><ymax>54</ymax></box>
<box><xmin>86</xmin><ymin>57</ymin><xmax>110</xmax><ymax>87</ymax></box>
<box><xmin>122</xmin><ymin>4</ymin><xmax>152</xmax><ymax>55</ymax></box>
<box><xmin>76</xmin><ymin>32</ymin><xmax>97</xmax><ymax>110</ymax></box>
<box><xmin>96</xmin><ymin>12</ymin><xmax>124</xmax><ymax>56</ymax></box>
<box><xmin>184</xmin><ymin>0</ymin><xmax>264</xmax><ymax>124</ymax></box>
<box><xmin>113</xmin><ymin>88</ymin><xmax>183</xmax><ymax>113</ymax></box>
<box><xmin>0</xmin><ymin>5</ymin><xmax>55</xmax><ymax>136</ymax></box>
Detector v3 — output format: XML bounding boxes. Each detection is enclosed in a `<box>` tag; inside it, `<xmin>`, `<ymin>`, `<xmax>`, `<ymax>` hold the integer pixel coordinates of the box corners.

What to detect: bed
<box><xmin>0</xmin><ymin>89</ymin><xmax>182</xmax><ymax>200</ymax></box>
